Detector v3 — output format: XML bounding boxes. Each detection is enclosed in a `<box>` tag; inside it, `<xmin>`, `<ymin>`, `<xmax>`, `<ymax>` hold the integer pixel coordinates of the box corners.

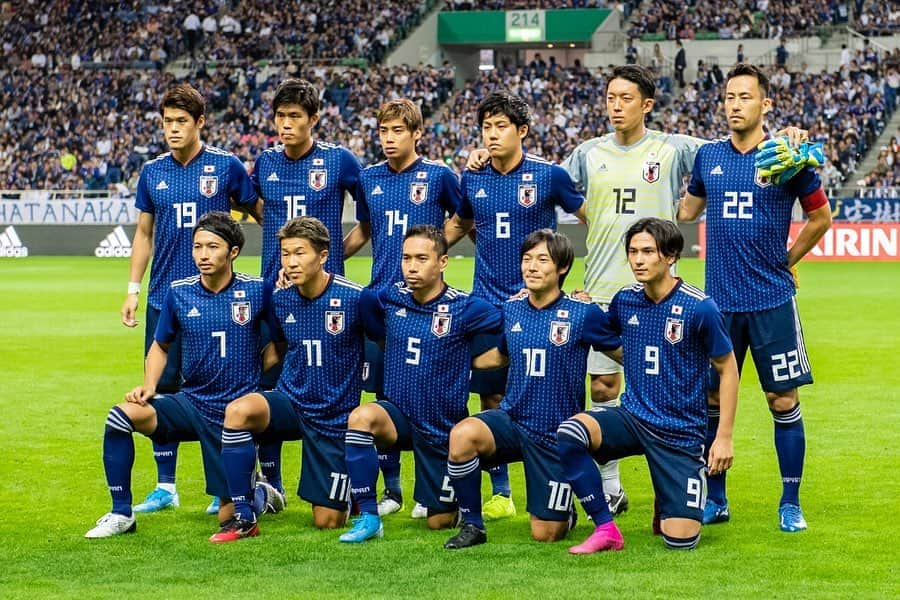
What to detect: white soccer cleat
<box><xmin>85</xmin><ymin>512</ymin><xmax>136</xmax><ymax>538</ymax></box>
<box><xmin>410</xmin><ymin>502</ymin><xmax>428</xmax><ymax>519</ymax></box>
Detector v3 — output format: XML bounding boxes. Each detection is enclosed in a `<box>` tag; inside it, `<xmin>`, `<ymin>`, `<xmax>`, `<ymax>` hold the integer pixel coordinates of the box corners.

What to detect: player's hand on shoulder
<box><xmin>508</xmin><ymin>287</ymin><xmax>529</xmax><ymax>301</ymax></box>
<box><xmin>125</xmin><ymin>386</ymin><xmax>155</xmax><ymax>406</ymax></box>
<box><xmin>121</xmin><ymin>295</ymin><xmax>139</xmax><ymax>327</ymax></box>
<box><xmin>465</xmin><ymin>149</ymin><xmax>490</xmax><ymax>171</ymax></box>
<box><xmin>707</xmin><ymin>436</ymin><xmax>734</xmax><ymax>476</ymax></box>
<box><xmin>570</xmin><ymin>288</ymin><xmax>592</xmax><ymax>303</ymax></box>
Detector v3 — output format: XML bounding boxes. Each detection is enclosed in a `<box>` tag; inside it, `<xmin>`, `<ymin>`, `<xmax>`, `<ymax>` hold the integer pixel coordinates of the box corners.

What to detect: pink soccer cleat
<box><xmin>569</xmin><ymin>521</ymin><xmax>624</xmax><ymax>554</ymax></box>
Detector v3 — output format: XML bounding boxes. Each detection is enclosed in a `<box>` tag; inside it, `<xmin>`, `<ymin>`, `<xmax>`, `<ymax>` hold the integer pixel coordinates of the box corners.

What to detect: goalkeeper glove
<box><xmin>755</xmin><ymin>137</ymin><xmax>826</xmax><ymax>185</ymax></box>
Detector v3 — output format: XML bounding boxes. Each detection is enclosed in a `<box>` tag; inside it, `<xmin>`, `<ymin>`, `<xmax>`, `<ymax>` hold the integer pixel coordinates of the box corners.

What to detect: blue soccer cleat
<box><xmin>779</xmin><ymin>503</ymin><xmax>808</xmax><ymax>532</ymax></box>
<box><xmin>206</xmin><ymin>496</ymin><xmax>220</xmax><ymax>515</ymax></box>
<box><xmin>133</xmin><ymin>488</ymin><xmax>179</xmax><ymax>513</ymax></box>
<box><xmin>339</xmin><ymin>513</ymin><xmax>383</xmax><ymax>543</ymax></box>
<box><xmin>702</xmin><ymin>499</ymin><xmax>730</xmax><ymax>525</ymax></box>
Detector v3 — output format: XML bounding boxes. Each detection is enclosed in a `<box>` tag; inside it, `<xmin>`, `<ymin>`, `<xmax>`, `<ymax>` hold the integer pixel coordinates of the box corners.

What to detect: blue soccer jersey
<box><xmin>458</xmin><ymin>155</ymin><xmax>583</xmax><ymax>305</ymax></box>
<box><xmin>360</xmin><ymin>283</ymin><xmax>502</xmax><ymax>446</ymax></box>
<box><xmin>355</xmin><ymin>157</ymin><xmax>461</xmax><ymax>290</ymax></box>
<box><xmin>607</xmin><ymin>280</ymin><xmax>733</xmax><ymax>447</ymax></box>
<box><xmin>135</xmin><ymin>145</ymin><xmax>257</xmax><ymax>309</ymax></box>
<box><xmin>268</xmin><ymin>274</ymin><xmax>365</xmax><ymax>437</ymax></box>
<box><xmin>154</xmin><ymin>273</ymin><xmax>272</xmax><ymax>425</ymax></box>
<box><xmin>499</xmin><ymin>294</ymin><xmax>617</xmax><ymax>449</ymax></box>
<box><xmin>252</xmin><ymin>142</ymin><xmax>361</xmax><ymax>282</ymax></box>
<box><xmin>687</xmin><ymin>139</ymin><xmax>822</xmax><ymax>312</ymax></box>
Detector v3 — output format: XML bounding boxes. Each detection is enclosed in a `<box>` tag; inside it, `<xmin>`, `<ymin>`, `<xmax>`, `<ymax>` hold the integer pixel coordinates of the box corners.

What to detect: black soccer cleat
<box><xmin>444</xmin><ymin>523</ymin><xmax>487</xmax><ymax>550</ymax></box>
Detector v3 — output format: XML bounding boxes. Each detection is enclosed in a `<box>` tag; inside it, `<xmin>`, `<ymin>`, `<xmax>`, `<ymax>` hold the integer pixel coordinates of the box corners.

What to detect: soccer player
<box><xmin>340</xmin><ymin>225</ymin><xmax>502</xmax><ymax>543</ymax></box>
<box><xmin>87</xmin><ymin>212</ymin><xmax>271</xmax><ymax>538</ymax></box>
<box><xmin>344</xmin><ymin>99</ymin><xmax>462</xmax><ymax>518</ymax></box>
<box><xmin>442</xmin><ymin>229</ymin><xmax>608</xmax><ymax>550</ymax></box>
<box><xmin>557</xmin><ymin>217</ymin><xmax>738</xmax><ymax>553</ymax></box>
<box><xmin>679</xmin><ymin>63</ymin><xmax>832</xmax><ymax>532</ymax></box>
<box><xmin>120</xmin><ymin>83</ymin><xmax>257</xmax><ymax>515</ymax></box>
<box><xmin>212</xmin><ymin>217</ymin><xmax>364</xmax><ymax>542</ymax></box>
<box><xmin>250</xmin><ymin>78</ymin><xmax>362</xmax><ymax>498</ymax></box>
<box><xmin>444</xmin><ymin>91</ymin><xmax>585</xmax><ymax>520</ymax></box>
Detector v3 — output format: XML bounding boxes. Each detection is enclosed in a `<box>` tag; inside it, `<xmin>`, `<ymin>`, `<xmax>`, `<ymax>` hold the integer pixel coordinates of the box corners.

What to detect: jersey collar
<box><xmin>642</xmin><ymin>277</ymin><xmax>683</xmax><ymax>305</ymax></box>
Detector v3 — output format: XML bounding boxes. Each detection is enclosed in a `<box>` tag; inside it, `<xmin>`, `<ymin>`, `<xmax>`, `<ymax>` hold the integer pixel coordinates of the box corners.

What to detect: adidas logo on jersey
<box><xmin>511</xmin><ymin>322</ymin><xmax>522</xmax><ymax>332</ymax></box>
<box><xmin>710</xmin><ymin>165</ymin><xmax>724</xmax><ymax>175</ymax></box>
<box><xmin>475</xmin><ymin>188</ymin><xmax>488</xmax><ymax>199</ymax></box>
<box><xmin>395</xmin><ymin>308</ymin><xmax>407</xmax><ymax>317</ymax></box>
<box><xmin>627</xmin><ymin>315</ymin><xmax>640</xmax><ymax>325</ymax></box>
<box><xmin>94</xmin><ymin>226</ymin><xmax>132</xmax><ymax>257</ymax></box>
<box><xmin>0</xmin><ymin>226</ymin><xmax>28</xmax><ymax>257</ymax></box>
<box><xmin>372</xmin><ymin>185</ymin><xmax>384</xmax><ymax>195</ymax></box>
<box><xmin>285</xmin><ymin>313</ymin><xmax>296</xmax><ymax>323</ymax></box>
<box><xmin>597</xmin><ymin>163</ymin><xmax>608</xmax><ymax>172</ymax></box>
<box><xmin>156</xmin><ymin>180</ymin><xmax>169</xmax><ymax>190</ymax></box>
<box><xmin>267</xmin><ymin>172</ymin><xmax>280</xmax><ymax>182</ymax></box>
<box><xmin>187</xmin><ymin>307</ymin><xmax>201</xmax><ymax>317</ymax></box>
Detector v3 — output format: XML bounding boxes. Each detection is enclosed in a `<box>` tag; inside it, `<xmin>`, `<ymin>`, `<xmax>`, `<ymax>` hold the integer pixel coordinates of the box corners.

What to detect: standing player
<box><xmin>120</xmin><ymin>84</ymin><xmax>257</xmax><ymax>515</ymax></box>
<box><xmin>340</xmin><ymin>226</ymin><xmax>502</xmax><ymax>543</ymax></box>
<box><xmin>212</xmin><ymin>217</ymin><xmax>364</xmax><ymax>542</ymax></box>
<box><xmin>343</xmin><ymin>100</ymin><xmax>462</xmax><ymax>518</ymax></box>
<box><xmin>442</xmin><ymin>229</ymin><xmax>607</xmax><ymax>550</ymax></box>
<box><xmin>557</xmin><ymin>218</ymin><xmax>738</xmax><ymax>553</ymax></box>
<box><xmin>87</xmin><ymin>212</ymin><xmax>271</xmax><ymax>538</ymax></box>
<box><xmin>679</xmin><ymin>63</ymin><xmax>831</xmax><ymax>532</ymax></box>
<box><xmin>250</xmin><ymin>78</ymin><xmax>362</xmax><ymax>499</ymax></box>
<box><xmin>444</xmin><ymin>91</ymin><xmax>585</xmax><ymax>520</ymax></box>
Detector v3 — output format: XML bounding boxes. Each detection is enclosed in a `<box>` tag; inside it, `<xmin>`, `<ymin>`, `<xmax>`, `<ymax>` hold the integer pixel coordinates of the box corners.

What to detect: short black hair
<box><xmin>272</xmin><ymin>78</ymin><xmax>320</xmax><ymax>116</ymax></box>
<box><xmin>726</xmin><ymin>62</ymin><xmax>770</xmax><ymax>97</ymax></box>
<box><xmin>193</xmin><ymin>211</ymin><xmax>245</xmax><ymax>252</ymax></box>
<box><xmin>624</xmin><ymin>217</ymin><xmax>683</xmax><ymax>261</ymax></box>
<box><xmin>404</xmin><ymin>224</ymin><xmax>448</xmax><ymax>257</ymax></box>
<box><xmin>160</xmin><ymin>83</ymin><xmax>205</xmax><ymax>121</ymax></box>
<box><xmin>520</xmin><ymin>228</ymin><xmax>575</xmax><ymax>288</ymax></box>
<box><xmin>609</xmin><ymin>65</ymin><xmax>656</xmax><ymax>100</ymax></box>
<box><xmin>477</xmin><ymin>90</ymin><xmax>532</xmax><ymax>129</ymax></box>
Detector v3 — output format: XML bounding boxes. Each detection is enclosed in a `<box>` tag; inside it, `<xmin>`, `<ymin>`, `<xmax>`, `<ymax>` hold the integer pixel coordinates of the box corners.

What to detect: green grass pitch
<box><xmin>1</xmin><ymin>256</ymin><xmax>898</xmax><ymax>599</ymax></box>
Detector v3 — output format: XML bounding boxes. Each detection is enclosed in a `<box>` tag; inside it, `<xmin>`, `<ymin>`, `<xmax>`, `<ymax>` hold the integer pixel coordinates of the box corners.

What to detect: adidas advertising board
<box><xmin>0</xmin><ymin>226</ymin><xmax>28</xmax><ymax>257</ymax></box>
<box><xmin>94</xmin><ymin>226</ymin><xmax>133</xmax><ymax>257</ymax></box>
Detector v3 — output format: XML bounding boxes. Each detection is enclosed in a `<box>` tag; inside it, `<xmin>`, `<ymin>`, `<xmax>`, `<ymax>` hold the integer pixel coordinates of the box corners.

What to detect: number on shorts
<box><xmin>686</xmin><ymin>477</ymin><xmax>702</xmax><ymax>509</ymax></box>
<box><xmin>439</xmin><ymin>475</ymin><xmax>456</xmax><ymax>504</ymax></box>
<box><xmin>329</xmin><ymin>472</ymin><xmax>350</xmax><ymax>502</ymax></box>
<box><xmin>771</xmin><ymin>350</ymin><xmax>802</xmax><ymax>382</ymax></box>
<box><xmin>547</xmin><ymin>480</ymin><xmax>572</xmax><ymax>512</ymax></box>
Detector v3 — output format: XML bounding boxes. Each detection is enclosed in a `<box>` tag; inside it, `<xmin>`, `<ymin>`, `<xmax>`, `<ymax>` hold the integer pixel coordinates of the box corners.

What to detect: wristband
<box><xmin>127</xmin><ymin>282</ymin><xmax>141</xmax><ymax>295</ymax></box>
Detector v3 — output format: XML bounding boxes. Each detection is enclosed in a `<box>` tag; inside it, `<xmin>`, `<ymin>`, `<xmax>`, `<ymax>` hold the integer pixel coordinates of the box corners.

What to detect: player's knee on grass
<box><xmin>530</xmin><ymin>517</ymin><xmax>569</xmax><ymax>543</ymax></box>
<box><xmin>660</xmin><ymin>517</ymin><xmax>700</xmax><ymax>541</ymax></box>
<box><xmin>116</xmin><ymin>402</ymin><xmax>157</xmax><ymax>435</ymax></box>
<box><xmin>765</xmin><ymin>389</ymin><xmax>798</xmax><ymax>412</ymax></box>
<box><xmin>313</xmin><ymin>506</ymin><xmax>347</xmax><ymax>529</ymax></box>
<box><xmin>590</xmin><ymin>373</ymin><xmax>621</xmax><ymax>404</ymax></box>
<box><xmin>426</xmin><ymin>511</ymin><xmax>457</xmax><ymax>530</ymax></box>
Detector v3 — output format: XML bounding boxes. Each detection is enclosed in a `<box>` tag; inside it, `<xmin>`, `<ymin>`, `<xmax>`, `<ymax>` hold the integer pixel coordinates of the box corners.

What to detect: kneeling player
<box><xmin>86</xmin><ymin>212</ymin><xmax>272</xmax><ymax>538</ymax></box>
<box><xmin>557</xmin><ymin>218</ymin><xmax>738</xmax><ymax>553</ymax></box>
<box><xmin>212</xmin><ymin>217</ymin><xmax>365</xmax><ymax>542</ymax></box>
<box><xmin>443</xmin><ymin>229</ymin><xmax>610</xmax><ymax>549</ymax></box>
<box><xmin>340</xmin><ymin>225</ymin><xmax>502</xmax><ymax>543</ymax></box>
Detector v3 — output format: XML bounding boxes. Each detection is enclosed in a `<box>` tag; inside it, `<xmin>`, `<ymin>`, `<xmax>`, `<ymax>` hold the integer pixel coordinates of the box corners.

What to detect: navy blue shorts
<box><xmin>469</xmin><ymin>365</ymin><xmax>508</xmax><ymax>397</ymax></box>
<box><xmin>476</xmin><ymin>409</ymin><xmax>572</xmax><ymax>522</ymax></box>
<box><xmin>145</xmin><ymin>305</ymin><xmax>183</xmax><ymax>393</ymax></box>
<box><xmin>362</xmin><ymin>338</ymin><xmax>385</xmax><ymax>398</ymax></box>
<box><xmin>586</xmin><ymin>406</ymin><xmax>706</xmax><ymax>522</ymax></box>
<box><xmin>148</xmin><ymin>393</ymin><xmax>226</xmax><ymax>498</ymax></box>
<box><xmin>710</xmin><ymin>298</ymin><xmax>813</xmax><ymax>393</ymax></box>
<box><xmin>258</xmin><ymin>390</ymin><xmax>350</xmax><ymax>510</ymax></box>
<box><xmin>376</xmin><ymin>400</ymin><xmax>456</xmax><ymax>514</ymax></box>
<box><xmin>258</xmin><ymin>320</ymin><xmax>283</xmax><ymax>391</ymax></box>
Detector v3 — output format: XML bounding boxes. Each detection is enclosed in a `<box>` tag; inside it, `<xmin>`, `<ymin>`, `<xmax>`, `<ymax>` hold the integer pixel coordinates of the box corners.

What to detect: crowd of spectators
<box><xmin>626</xmin><ymin>0</ymin><xmax>900</xmax><ymax>40</ymax></box>
<box><xmin>444</xmin><ymin>0</ymin><xmax>614</xmax><ymax>9</ymax></box>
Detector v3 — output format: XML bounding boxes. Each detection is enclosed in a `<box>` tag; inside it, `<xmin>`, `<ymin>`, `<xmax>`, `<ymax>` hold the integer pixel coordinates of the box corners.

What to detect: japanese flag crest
<box><xmin>231</xmin><ymin>301</ymin><xmax>251</xmax><ymax>326</ymax></box>
<box><xmin>431</xmin><ymin>313</ymin><xmax>452</xmax><ymax>337</ymax></box>
<box><xmin>549</xmin><ymin>321</ymin><xmax>570</xmax><ymax>346</ymax></box>
<box><xmin>199</xmin><ymin>175</ymin><xmax>218</xmax><ymax>197</ymax></box>
<box><xmin>518</xmin><ymin>184</ymin><xmax>536</xmax><ymax>207</ymax></box>
<box><xmin>665</xmin><ymin>317</ymin><xmax>683</xmax><ymax>344</ymax></box>
<box><xmin>410</xmin><ymin>182</ymin><xmax>428</xmax><ymax>205</ymax></box>
<box><xmin>325</xmin><ymin>311</ymin><xmax>344</xmax><ymax>335</ymax></box>
<box><xmin>754</xmin><ymin>168</ymin><xmax>772</xmax><ymax>188</ymax></box>
<box><xmin>309</xmin><ymin>169</ymin><xmax>327</xmax><ymax>191</ymax></box>
<box><xmin>642</xmin><ymin>161</ymin><xmax>660</xmax><ymax>184</ymax></box>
